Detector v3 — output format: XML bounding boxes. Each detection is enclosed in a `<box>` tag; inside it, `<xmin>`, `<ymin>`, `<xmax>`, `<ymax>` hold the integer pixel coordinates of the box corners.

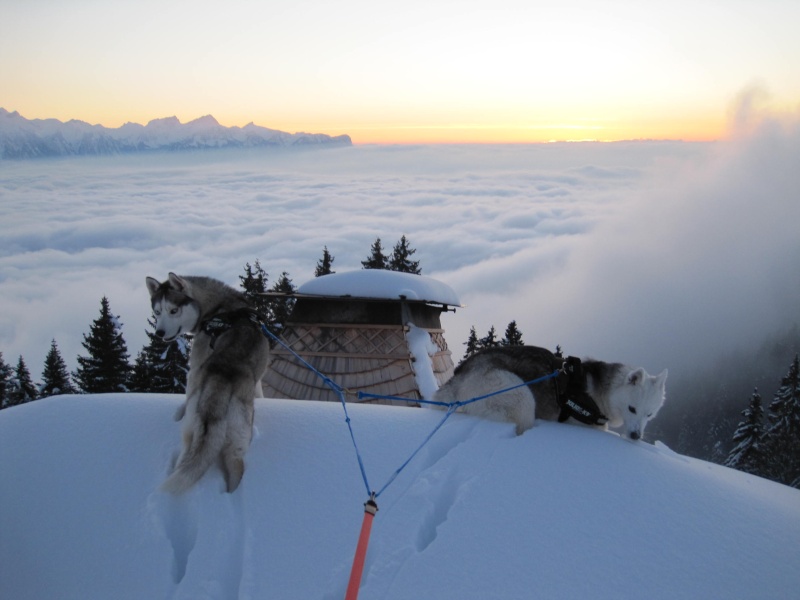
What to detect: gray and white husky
<box><xmin>433</xmin><ymin>345</ymin><xmax>667</xmax><ymax>440</ymax></box>
<box><xmin>146</xmin><ymin>273</ymin><xmax>270</xmax><ymax>494</ymax></box>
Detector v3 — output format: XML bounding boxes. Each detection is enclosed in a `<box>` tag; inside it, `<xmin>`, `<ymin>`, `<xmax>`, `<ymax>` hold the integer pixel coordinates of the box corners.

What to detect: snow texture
<box><xmin>1</xmin><ymin>394</ymin><xmax>799</xmax><ymax>600</ymax></box>
<box><xmin>406</xmin><ymin>324</ymin><xmax>441</xmax><ymax>401</ymax></box>
<box><xmin>298</xmin><ymin>270</ymin><xmax>462</xmax><ymax>307</ymax></box>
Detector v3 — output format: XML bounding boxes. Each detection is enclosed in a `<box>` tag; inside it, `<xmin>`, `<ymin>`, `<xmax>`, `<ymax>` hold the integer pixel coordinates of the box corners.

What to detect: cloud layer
<box><xmin>2</xmin><ymin>115</ymin><xmax>798</xmax><ymax>387</ymax></box>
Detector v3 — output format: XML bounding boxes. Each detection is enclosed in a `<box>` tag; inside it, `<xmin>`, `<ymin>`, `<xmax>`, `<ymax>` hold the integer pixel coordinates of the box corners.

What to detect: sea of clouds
<box><xmin>1</xmin><ymin>107</ymin><xmax>798</xmax><ymax>392</ymax></box>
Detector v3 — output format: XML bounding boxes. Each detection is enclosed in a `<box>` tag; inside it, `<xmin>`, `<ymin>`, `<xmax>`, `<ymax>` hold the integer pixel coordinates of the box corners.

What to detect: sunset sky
<box><xmin>2</xmin><ymin>0</ymin><xmax>799</xmax><ymax>143</ymax></box>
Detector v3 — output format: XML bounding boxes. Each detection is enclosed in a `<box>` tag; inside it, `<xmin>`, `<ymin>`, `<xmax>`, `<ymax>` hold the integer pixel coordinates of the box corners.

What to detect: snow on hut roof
<box><xmin>297</xmin><ymin>270</ymin><xmax>462</xmax><ymax>306</ymax></box>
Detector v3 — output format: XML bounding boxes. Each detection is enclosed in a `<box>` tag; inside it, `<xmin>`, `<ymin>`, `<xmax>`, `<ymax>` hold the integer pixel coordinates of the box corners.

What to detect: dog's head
<box><xmin>609</xmin><ymin>367</ymin><xmax>668</xmax><ymax>441</ymax></box>
<box><xmin>145</xmin><ymin>273</ymin><xmax>200</xmax><ymax>342</ymax></box>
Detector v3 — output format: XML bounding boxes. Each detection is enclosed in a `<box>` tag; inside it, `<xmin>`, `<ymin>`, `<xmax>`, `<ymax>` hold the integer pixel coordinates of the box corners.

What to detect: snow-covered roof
<box><xmin>296</xmin><ymin>270</ymin><xmax>461</xmax><ymax>306</ymax></box>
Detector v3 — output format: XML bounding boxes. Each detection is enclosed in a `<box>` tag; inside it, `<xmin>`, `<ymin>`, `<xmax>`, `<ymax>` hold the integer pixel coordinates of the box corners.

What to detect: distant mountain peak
<box><xmin>145</xmin><ymin>116</ymin><xmax>181</xmax><ymax>128</ymax></box>
<box><xmin>0</xmin><ymin>109</ymin><xmax>352</xmax><ymax>159</ymax></box>
<box><xmin>188</xmin><ymin>114</ymin><xmax>221</xmax><ymax>127</ymax></box>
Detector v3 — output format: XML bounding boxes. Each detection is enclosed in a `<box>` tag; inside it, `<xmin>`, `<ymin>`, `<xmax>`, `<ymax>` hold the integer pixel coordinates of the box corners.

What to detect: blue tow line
<box><xmin>261</xmin><ymin>324</ymin><xmax>559</xmax><ymax>499</ymax></box>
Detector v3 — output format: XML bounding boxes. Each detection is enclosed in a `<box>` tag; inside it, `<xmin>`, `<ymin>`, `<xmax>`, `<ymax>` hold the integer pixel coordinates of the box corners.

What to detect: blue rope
<box><xmin>260</xmin><ymin>324</ymin><xmax>559</xmax><ymax>500</ymax></box>
<box><xmin>356</xmin><ymin>370</ymin><xmax>561</xmax><ymax>409</ymax></box>
<box><xmin>261</xmin><ymin>325</ymin><xmax>372</xmax><ymax>496</ymax></box>
<box><xmin>359</xmin><ymin>369</ymin><xmax>560</xmax><ymax>497</ymax></box>
<box><xmin>375</xmin><ymin>404</ymin><xmax>457</xmax><ymax>498</ymax></box>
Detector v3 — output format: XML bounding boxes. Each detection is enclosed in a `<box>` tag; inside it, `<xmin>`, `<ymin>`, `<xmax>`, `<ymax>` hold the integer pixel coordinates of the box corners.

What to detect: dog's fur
<box><xmin>434</xmin><ymin>345</ymin><xmax>667</xmax><ymax>439</ymax></box>
<box><xmin>146</xmin><ymin>273</ymin><xmax>270</xmax><ymax>493</ymax></box>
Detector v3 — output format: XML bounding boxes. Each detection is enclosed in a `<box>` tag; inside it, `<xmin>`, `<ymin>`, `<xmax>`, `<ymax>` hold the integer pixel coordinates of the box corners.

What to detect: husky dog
<box><xmin>433</xmin><ymin>346</ymin><xmax>667</xmax><ymax>440</ymax></box>
<box><xmin>146</xmin><ymin>273</ymin><xmax>270</xmax><ymax>494</ymax></box>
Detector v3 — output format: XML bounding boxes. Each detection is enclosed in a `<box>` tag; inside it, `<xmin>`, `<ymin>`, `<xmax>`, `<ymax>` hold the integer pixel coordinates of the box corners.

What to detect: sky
<box><xmin>2</xmin><ymin>103</ymin><xmax>799</xmax><ymax>391</ymax></box>
<box><xmin>2</xmin><ymin>0</ymin><xmax>800</xmax><ymax>143</ymax></box>
<box><xmin>2</xmin><ymin>394</ymin><xmax>799</xmax><ymax>598</ymax></box>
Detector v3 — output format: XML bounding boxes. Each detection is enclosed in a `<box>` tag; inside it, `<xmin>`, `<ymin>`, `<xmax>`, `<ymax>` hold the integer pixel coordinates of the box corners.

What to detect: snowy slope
<box><xmin>1</xmin><ymin>395</ymin><xmax>799</xmax><ymax>600</ymax></box>
<box><xmin>0</xmin><ymin>108</ymin><xmax>352</xmax><ymax>159</ymax></box>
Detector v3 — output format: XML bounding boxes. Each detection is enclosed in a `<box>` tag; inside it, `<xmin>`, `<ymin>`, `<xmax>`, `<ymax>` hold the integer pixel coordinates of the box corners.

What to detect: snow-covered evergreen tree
<box><xmin>7</xmin><ymin>356</ymin><xmax>38</xmax><ymax>407</ymax></box>
<box><xmin>362</xmin><ymin>238</ymin><xmax>389</xmax><ymax>270</ymax></box>
<box><xmin>315</xmin><ymin>246</ymin><xmax>335</xmax><ymax>277</ymax></box>
<box><xmin>764</xmin><ymin>354</ymin><xmax>800</xmax><ymax>486</ymax></box>
<box><xmin>128</xmin><ymin>351</ymin><xmax>152</xmax><ymax>394</ymax></box>
<box><xmin>73</xmin><ymin>297</ymin><xmax>131</xmax><ymax>393</ymax></box>
<box><xmin>502</xmin><ymin>321</ymin><xmax>524</xmax><ymax>346</ymax></box>
<box><xmin>40</xmin><ymin>339</ymin><xmax>76</xmax><ymax>397</ymax></box>
<box><xmin>389</xmin><ymin>235</ymin><xmax>421</xmax><ymax>274</ymax></box>
<box><xmin>130</xmin><ymin>318</ymin><xmax>190</xmax><ymax>393</ymax></box>
<box><xmin>0</xmin><ymin>352</ymin><xmax>12</xmax><ymax>409</ymax></box>
<box><xmin>724</xmin><ymin>388</ymin><xmax>766</xmax><ymax>476</ymax></box>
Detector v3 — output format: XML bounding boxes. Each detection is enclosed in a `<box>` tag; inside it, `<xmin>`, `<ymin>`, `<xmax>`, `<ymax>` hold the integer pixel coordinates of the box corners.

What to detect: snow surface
<box><xmin>298</xmin><ymin>270</ymin><xmax>462</xmax><ymax>307</ymax></box>
<box><xmin>406</xmin><ymin>324</ymin><xmax>441</xmax><ymax>401</ymax></box>
<box><xmin>2</xmin><ymin>394</ymin><xmax>799</xmax><ymax>600</ymax></box>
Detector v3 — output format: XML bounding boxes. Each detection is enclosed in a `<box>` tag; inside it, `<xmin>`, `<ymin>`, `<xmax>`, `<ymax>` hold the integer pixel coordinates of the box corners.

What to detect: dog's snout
<box><xmin>155</xmin><ymin>329</ymin><xmax>165</xmax><ymax>339</ymax></box>
<box><xmin>629</xmin><ymin>430</ymin><xmax>641</xmax><ymax>441</ymax></box>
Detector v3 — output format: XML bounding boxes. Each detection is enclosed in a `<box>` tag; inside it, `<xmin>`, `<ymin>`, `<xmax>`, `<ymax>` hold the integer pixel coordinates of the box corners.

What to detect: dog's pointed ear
<box><xmin>145</xmin><ymin>276</ymin><xmax>161</xmax><ymax>298</ymax></box>
<box><xmin>167</xmin><ymin>272</ymin><xmax>188</xmax><ymax>292</ymax></box>
<box><xmin>656</xmin><ymin>369</ymin><xmax>668</xmax><ymax>385</ymax></box>
<box><xmin>627</xmin><ymin>367</ymin><xmax>646</xmax><ymax>386</ymax></box>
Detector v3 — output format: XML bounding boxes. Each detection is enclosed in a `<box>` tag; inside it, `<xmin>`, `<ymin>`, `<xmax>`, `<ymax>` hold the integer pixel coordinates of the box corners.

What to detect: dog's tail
<box><xmin>162</xmin><ymin>419</ymin><xmax>226</xmax><ymax>495</ymax></box>
<box><xmin>161</xmin><ymin>402</ymin><xmax>231</xmax><ymax>495</ymax></box>
<box><xmin>162</xmin><ymin>376</ymin><xmax>254</xmax><ymax>495</ymax></box>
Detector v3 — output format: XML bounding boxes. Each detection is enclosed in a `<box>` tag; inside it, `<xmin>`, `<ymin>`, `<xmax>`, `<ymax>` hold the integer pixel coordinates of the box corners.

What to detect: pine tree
<box><xmin>362</xmin><ymin>238</ymin><xmax>389</xmax><ymax>270</ymax></box>
<box><xmin>7</xmin><ymin>356</ymin><xmax>38</xmax><ymax>407</ymax></box>
<box><xmin>40</xmin><ymin>339</ymin><xmax>76</xmax><ymax>397</ymax></box>
<box><xmin>268</xmin><ymin>272</ymin><xmax>297</xmax><ymax>334</ymax></box>
<box><xmin>239</xmin><ymin>259</ymin><xmax>271</xmax><ymax>319</ymax></box>
<box><xmin>462</xmin><ymin>326</ymin><xmax>481</xmax><ymax>362</ymax></box>
<box><xmin>130</xmin><ymin>318</ymin><xmax>190</xmax><ymax>393</ymax></box>
<box><xmin>128</xmin><ymin>351</ymin><xmax>153</xmax><ymax>393</ymax></box>
<box><xmin>501</xmin><ymin>321</ymin><xmax>524</xmax><ymax>346</ymax></box>
<box><xmin>0</xmin><ymin>352</ymin><xmax>12</xmax><ymax>409</ymax></box>
<box><xmin>389</xmin><ymin>235</ymin><xmax>421</xmax><ymax>274</ymax></box>
<box><xmin>764</xmin><ymin>354</ymin><xmax>800</xmax><ymax>486</ymax></box>
<box><xmin>724</xmin><ymin>388</ymin><xmax>767</xmax><ymax>476</ymax></box>
<box><xmin>315</xmin><ymin>246</ymin><xmax>335</xmax><ymax>277</ymax></box>
<box><xmin>479</xmin><ymin>326</ymin><xmax>500</xmax><ymax>349</ymax></box>
<box><xmin>73</xmin><ymin>297</ymin><xmax>132</xmax><ymax>393</ymax></box>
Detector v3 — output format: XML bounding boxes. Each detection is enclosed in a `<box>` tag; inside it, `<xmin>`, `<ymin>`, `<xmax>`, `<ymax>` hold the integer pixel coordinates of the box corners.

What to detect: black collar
<box><xmin>555</xmin><ymin>357</ymin><xmax>609</xmax><ymax>426</ymax></box>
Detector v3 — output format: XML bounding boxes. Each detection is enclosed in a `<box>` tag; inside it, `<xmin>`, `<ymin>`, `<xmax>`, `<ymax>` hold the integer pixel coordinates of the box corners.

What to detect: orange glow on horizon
<box><xmin>6</xmin><ymin>106</ymin><xmax>726</xmax><ymax>146</ymax></box>
<box><xmin>320</xmin><ymin>119</ymin><xmax>726</xmax><ymax>145</ymax></box>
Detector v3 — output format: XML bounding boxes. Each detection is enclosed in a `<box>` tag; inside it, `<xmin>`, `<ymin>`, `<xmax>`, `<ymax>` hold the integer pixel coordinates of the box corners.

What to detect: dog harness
<box><xmin>200</xmin><ymin>308</ymin><xmax>263</xmax><ymax>350</ymax></box>
<box><xmin>556</xmin><ymin>356</ymin><xmax>609</xmax><ymax>426</ymax></box>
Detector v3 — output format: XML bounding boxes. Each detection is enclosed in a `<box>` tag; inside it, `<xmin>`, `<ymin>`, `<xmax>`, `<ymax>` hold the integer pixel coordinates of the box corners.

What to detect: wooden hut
<box><xmin>261</xmin><ymin>270</ymin><xmax>461</xmax><ymax>406</ymax></box>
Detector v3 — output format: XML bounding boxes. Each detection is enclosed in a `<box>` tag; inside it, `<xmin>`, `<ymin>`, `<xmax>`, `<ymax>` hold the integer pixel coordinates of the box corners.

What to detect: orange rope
<box><xmin>345</xmin><ymin>496</ymin><xmax>378</xmax><ymax>600</ymax></box>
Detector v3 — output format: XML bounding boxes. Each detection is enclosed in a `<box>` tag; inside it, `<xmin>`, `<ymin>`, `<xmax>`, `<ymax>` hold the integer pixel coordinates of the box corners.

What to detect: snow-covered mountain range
<box><xmin>0</xmin><ymin>108</ymin><xmax>352</xmax><ymax>159</ymax></box>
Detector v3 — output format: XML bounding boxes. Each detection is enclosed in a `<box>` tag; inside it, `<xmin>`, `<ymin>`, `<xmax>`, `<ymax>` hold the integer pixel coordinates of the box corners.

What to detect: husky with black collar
<box><xmin>433</xmin><ymin>345</ymin><xmax>667</xmax><ymax>440</ymax></box>
<box><xmin>145</xmin><ymin>273</ymin><xmax>270</xmax><ymax>494</ymax></box>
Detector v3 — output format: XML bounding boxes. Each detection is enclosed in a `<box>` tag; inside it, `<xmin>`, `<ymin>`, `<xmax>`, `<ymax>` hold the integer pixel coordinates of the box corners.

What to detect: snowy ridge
<box><xmin>1</xmin><ymin>394</ymin><xmax>798</xmax><ymax>599</ymax></box>
<box><xmin>0</xmin><ymin>108</ymin><xmax>352</xmax><ymax>159</ymax></box>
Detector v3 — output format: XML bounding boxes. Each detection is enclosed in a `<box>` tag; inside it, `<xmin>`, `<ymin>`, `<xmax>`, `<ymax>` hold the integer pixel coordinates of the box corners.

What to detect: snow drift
<box><xmin>1</xmin><ymin>394</ymin><xmax>798</xmax><ymax>600</ymax></box>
